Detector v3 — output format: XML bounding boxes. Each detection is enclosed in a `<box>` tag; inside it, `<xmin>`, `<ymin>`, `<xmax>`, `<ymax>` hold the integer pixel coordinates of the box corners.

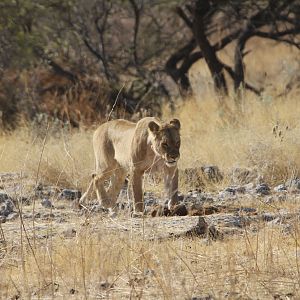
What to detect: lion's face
<box><xmin>148</xmin><ymin>119</ymin><xmax>181</xmax><ymax>167</ymax></box>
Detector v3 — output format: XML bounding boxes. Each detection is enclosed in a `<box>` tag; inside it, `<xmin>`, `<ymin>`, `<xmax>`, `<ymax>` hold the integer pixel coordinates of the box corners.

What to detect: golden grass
<box><xmin>163</xmin><ymin>91</ymin><xmax>300</xmax><ymax>186</ymax></box>
<box><xmin>1</xmin><ymin>90</ymin><xmax>300</xmax><ymax>298</ymax></box>
<box><xmin>1</xmin><ymin>217</ymin><xmax>300</xmax><ymax>299</ymax></box>
<box><xmin>0</xmin><ymin>127</ymin><xmax>95</xmax><ymax>190</ymax></box>
<box><xmin>0</xmin><ymin>39</ymin><xmax>300</xmax><ymax>300</ymax></box>
<box><xmin>1</xmin><ymin>89</ymin><xmax>300</xmax><ymax>191</ymax></box>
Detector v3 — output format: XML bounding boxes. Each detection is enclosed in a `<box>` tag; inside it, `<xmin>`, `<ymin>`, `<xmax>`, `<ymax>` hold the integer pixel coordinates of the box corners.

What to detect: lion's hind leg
<box><xmin>106</xmin><ymin>167</ymin><xmax>127</xmax><ymax>210</ymax></box>
<box><xmin>79</xmin><ymin>174</ymin><xmax>96</xmax><ymax>206</ymax></box>
<box><xmin>92</xmin><ymin>168</ymin><xmax>115</xmax><ymax>208</ymax></box>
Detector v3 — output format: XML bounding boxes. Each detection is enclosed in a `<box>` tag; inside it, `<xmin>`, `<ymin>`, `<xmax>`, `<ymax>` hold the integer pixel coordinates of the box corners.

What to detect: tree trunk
<box><xmin>165</xmin><ymin>39</ymin><xmax>196</xmax><ymax>95</ymax></box>
<box><xmin>234</xmin><ymin>28</ymin><xmax>253</xmax><ymax>93</ymax></box>
<box><xmin>192</xmin><ymin>2</ymin><xmax>228</xmax><ymax>95</ymax></box>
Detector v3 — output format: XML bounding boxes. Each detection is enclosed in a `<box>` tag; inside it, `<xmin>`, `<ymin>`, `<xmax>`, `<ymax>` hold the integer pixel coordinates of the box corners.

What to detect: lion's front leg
<box><xmin>131</xmin><ymin>169</ymin><xmax>144</xmax><ymax>213</ymax></box>
<box><xmin>164</xmin><ymin>166</ymin><xmax>179</xmax><ymax>210</ymax></box>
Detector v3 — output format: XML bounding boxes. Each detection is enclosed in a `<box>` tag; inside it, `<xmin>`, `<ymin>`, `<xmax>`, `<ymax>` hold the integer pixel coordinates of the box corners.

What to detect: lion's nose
<box><xmin>169</xmin><ymin>153</ymin><xmax>180</xmax><ymax>160</ymax></box>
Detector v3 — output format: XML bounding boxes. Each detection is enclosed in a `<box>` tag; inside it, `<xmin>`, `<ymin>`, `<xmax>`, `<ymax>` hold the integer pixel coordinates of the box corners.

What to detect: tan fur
<box><xmin>80</xmin><ymin>117</ymin><xmax>181</xmax><ymax>212</ymax></box>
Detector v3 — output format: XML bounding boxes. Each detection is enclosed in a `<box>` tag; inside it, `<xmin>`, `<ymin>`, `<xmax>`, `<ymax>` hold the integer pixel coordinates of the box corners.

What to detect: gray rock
<box><xmin>0</xmin><ymin>199</ymin><xmax>14</xmax><ymax>216</ymax></box>
<box><xmin>209</xmin><ymin>214</ymin><xmax>250</xmax><ymax>228</ymax></box>
<box><xmin>224</xmin><ymin>187</ymin><xmax>236</xmax><ymax>194</ymax></box>
<box><xmin>218</xmin><ymin>189</ymin><xmax>237</xmax><ymax>200</ymax></box>
<box><xmin>0</xmin><ymin>192</ymin><xmax>9</xmax><ymax>203</ymax></box>
<box><xmin>87</xmin><ymin>204</ymin><xmax>109</xmax><ymax>214</ymax></box>
<box><xmin>239</xmin><ymin>207</ymin><xmax>256</xmax><ymax>214</ymax></box>
<box><xmin>222</xmin><ymin>186</ymin><xmax>246</xmax><ymax>195</ymax></box>
<box><xmin>59</xmin><ymin>189</ymin><xmax>81</xmax><ymax>200</ymax></box>
<box><xmin>186</xmin><ymin>216</ymin><xmax>221</xmax><ymax>239</ymax></box>
<box><xmin>6</xmin><ymin>212</ymin><xmax>19</xmax><ymax>221</ymax></box>
<box><xmin>184</xmin><ymin>191</ymin><xmax>214</xmax><ymax>205</ymax></box>
<box><xmin>35</xmin><ymin>185</ymin><xmax>60</xmax><ymax>198</ymax></box>
<box><xmin>41</xmin><ymin>198</ymin><xmax>54</xmax><ymax>208</ymax></box>
<box><xmin>274</xmin><ymin>184</ymin><xmax>287</xmax><ymax>192</ymax></box>
<box><xmin>261</xmin><ymin>213</ymin><xmax>277</xmax><ymax>222</ymax></box>
<box><xmin>286</xmin><ymin>178</ymin><xmax>300</xmax><ymax>191</ymax></box>
<box><xmin>144</xmin><ymin>192</ymin><xmax>158</xmax><ymax>206</ymax></box>
<box><xmin>201</xmin><ymin>165</ymin><xmax>223</xmax><ymax>182</ymax></box>
<box><xmin>255</xmin><ymin>183</ymin><xmax>270</xmax><ymax>195</ymax></box>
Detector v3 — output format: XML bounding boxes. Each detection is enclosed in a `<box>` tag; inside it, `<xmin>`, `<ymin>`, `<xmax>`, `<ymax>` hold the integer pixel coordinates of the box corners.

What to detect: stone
<box><xmin>218</xmin><ymin>189</ymin><xmax>237</xmax><ymax>200</ymax></box>
<box><xmin>90</xmin><ymin>205</ymin><xmax>109</xmax><ymax>214</ymax></box>
<box><xmin>0</xmin><ymin>199</ymin><xmax>14</xmax><ymax>216</ymax></box>
<box><xmin>0</xmin><ymin>192</ymin><xmax>9</xmax><ymax>203</ymax></box>
<box><xmin>239</xmin><ymin>207</ymin><xmax>256</xmax><ymax>214</ymax></box>
<box><xmin>170</xmin><ymin>204</ymin><xmax>188</xmax><ymax>216</ymax></box>
<box><xmin>185</xmin><ymin>216</ymin><xmax>221</xmax><ymax>239</ymax></box>
<box><xmin>41</xmin><ymin>198</ymin><xmax>54</xmax><ymax>208</ymax></box>
<box><xmin>201</xmin><ymin>165</ymin><xmax>223</xmax><ymax>182</ymax></box>
<box><xmin>286</xmin><ymin>178</ymin><xmax>300</xmax><ymax>192</ymax></box>
<box><xmin>59</xmin><ymin>189</ymin><xmax>81</xmax><ymax>201</ymax></box>
<box><xmin>35</xmin><ymin>185</ymin><xmax>59</xmax><ymax>198</ymax></box>
<box><xmin>261</xmin><ymin>213</ymin><xmax>277</xmax><ymax>222</ymax></box>
<box><xmin>255</xmin><ymin>183</ymin><xmax>270</xmax><ymax>195</ymax></box>
<box><xmin>274</xmin><ymin>184</ymin><xmax>287</xmax><ymax>192</ymax></box>
<box><xmin>143</xmin><ymin>192</ymin><xmax>158</xmax><ymax>206</ymax></box>
<box><xmin>6</xmin><ymin>212</ymin><xmax>19</xmax><ymax>221</ymax></box>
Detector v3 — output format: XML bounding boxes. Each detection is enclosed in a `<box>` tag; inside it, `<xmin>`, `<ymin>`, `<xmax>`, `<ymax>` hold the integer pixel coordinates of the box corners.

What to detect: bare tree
<box><xmin>166</xmin><ymin>0</ymin><xmax>300</xmax><ymax>96</ymax></box>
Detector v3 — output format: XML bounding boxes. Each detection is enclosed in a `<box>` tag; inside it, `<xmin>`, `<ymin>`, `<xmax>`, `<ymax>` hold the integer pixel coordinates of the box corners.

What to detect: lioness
<box><xmin>80</xmin><ymin>117</ymin><xmax>181</xmax><ymax>213</ymax></box>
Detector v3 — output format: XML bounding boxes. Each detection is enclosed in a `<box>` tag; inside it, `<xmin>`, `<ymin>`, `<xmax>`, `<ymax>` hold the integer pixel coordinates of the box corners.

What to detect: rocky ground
<box><xmin>1</xmin><ymin>167</ymin><xmax>300</xmax><ymax>244</ymax></box>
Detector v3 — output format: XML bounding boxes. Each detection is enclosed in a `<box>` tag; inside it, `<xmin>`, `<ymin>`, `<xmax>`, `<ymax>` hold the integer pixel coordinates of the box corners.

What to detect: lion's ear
<box><xmin>170</xmin><ymin>118</ymin><xmax>181</xmax><ymax>130</ymax></box>
<box><xmin>148</xmin><ymin>121</ymin><xmax>160</xmax><ymax>134</ymax></box>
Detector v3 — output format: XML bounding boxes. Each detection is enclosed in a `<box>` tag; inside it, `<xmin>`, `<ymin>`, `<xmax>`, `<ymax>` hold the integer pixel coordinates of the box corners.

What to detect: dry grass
<box><xmin>170</xmin><ymin>92</ymin><xmax>300</xmax><ymax>186</ymax></box>
<box><xmin>1</xmin><ymin>90</ymin><xmax>300</xmax><ymax>299</ymax></box>
<box><xmin>0</xmin><ymin>126</ymin><xmax>95</xmax><ymax>190</ymax></box>
<box><xmin>1</xmin><ymin>216</ymin><xmax>300</xmax><ymax>299</ymax></box>
<box><xmin>1</xmin><ymin>90</ymin><xmax>300</xmax><ymax>191</ymax></box>
<box><xmin>1</xmin><ymin>39</ymin><xmax>300</xmax><ymax>300</ymax></box>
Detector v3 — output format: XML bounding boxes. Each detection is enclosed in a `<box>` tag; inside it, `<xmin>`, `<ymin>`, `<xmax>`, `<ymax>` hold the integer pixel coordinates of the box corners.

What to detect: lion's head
<box><xmin>148</xmin><ymin>118</ymin><xmax>181</xmax><ymax>167</ymax></box>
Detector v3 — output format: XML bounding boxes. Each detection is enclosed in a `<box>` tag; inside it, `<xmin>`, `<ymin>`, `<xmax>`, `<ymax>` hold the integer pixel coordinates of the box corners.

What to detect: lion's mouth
<box><xmin>165</xmin><ymin>159</ymin><xmax>177</xmax><ymax>167</ymax></box>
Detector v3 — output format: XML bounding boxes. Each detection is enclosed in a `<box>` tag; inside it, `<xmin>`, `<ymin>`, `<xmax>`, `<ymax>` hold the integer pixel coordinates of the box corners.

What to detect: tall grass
<box><xmin>0</xmin><ymin>38</ymin><xmax>300</xmax><ymax>299</ymax></box>
<box><xmin>164</xmin><ymin>91</ymin><xmax>299</xmax><ymax>186</ymax></box>
<box><xmin>1</xmin><ymin>218</ymin><xmax>300</xmax><ymax>299</ymax></box>
<box><xmin>1</xmin><ymin>89</ymin><xmax>300</xmax><ymax>189</ymax></box>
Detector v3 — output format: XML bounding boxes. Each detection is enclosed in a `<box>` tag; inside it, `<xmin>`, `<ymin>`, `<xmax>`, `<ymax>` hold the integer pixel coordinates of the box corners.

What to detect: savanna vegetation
<box><xmin>0</xmin><ymin>1</ymin><xmax>300</xmax><ymax>299</ymax></box>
